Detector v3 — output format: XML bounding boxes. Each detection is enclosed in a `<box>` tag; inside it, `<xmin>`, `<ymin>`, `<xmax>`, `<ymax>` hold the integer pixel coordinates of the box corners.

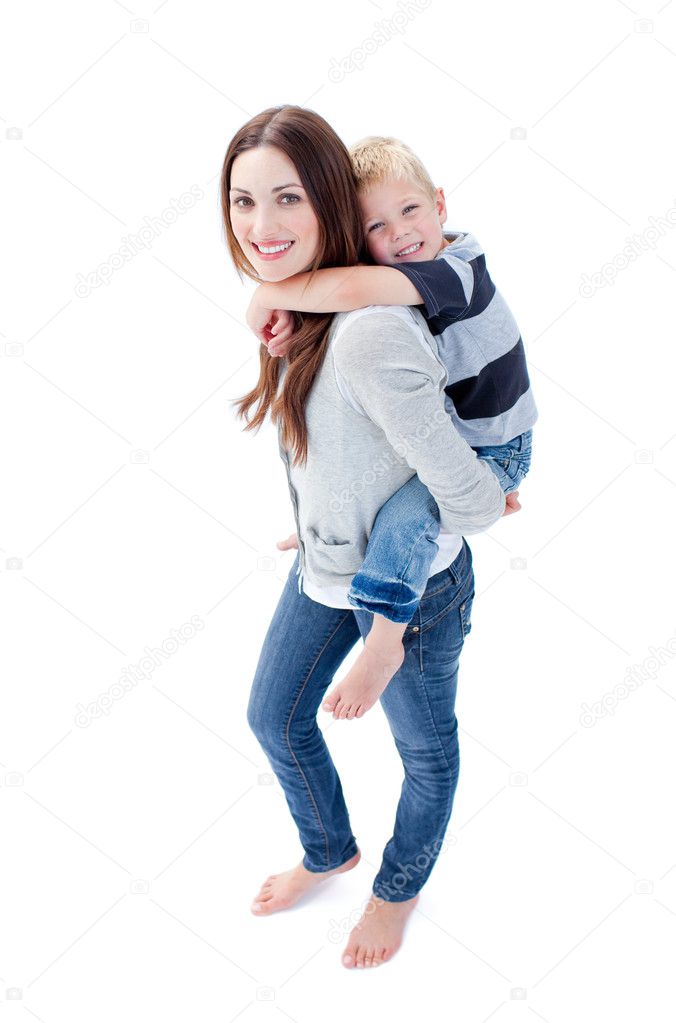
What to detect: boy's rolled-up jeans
<box><xmin>347</xmin><ymin>429</ymin><xmax>533</xmax><ymax>623</ymax></box>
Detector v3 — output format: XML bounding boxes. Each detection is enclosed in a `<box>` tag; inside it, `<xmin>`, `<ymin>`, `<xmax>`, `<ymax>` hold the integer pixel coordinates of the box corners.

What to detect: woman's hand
<box><xmin>276</xmin><ymin>533</ymin><xmax>299</xmax><ymax>550</ymax></box>
<box><xmin>502</xmin><ymin>491</ymin><xmax>521</xmax><ymax>516</ymax></box>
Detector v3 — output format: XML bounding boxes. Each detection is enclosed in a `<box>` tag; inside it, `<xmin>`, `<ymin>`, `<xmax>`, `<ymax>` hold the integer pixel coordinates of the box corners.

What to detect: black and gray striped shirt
<box><xmin>395</xmin><ymin>230</ymin><xmax>538</xmax><ymax>446</ymax></box>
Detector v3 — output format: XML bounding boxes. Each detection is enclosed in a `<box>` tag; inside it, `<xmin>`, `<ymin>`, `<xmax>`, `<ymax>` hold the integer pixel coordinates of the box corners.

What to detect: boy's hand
<box><xmin>502</xmin><ymin>491</ymin><xmax>521</xmax><ymax>516</ymax></box>
<box><xmin>276</xmin><ymin>533</ymin><xmax>299</xmax><ymax>550</ymax></box>
<box><xmin>246</xmin><ymin>293</ymin><xmax>294</xmax><ymax>356</ymax></box>
<box><xmin>266</xmin><ymin>310</ymin><xmax>294</xmax><ymax>358</ymax></box>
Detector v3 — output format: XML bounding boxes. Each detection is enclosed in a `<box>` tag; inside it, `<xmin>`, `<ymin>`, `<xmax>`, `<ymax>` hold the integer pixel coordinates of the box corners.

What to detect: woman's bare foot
<box><xmin>342</xmin><ymin>892</ymin><xmax>419</xmax><ymax>968</ymax></box>
<box><xmin>251</xmin><ymin>849</ymin><xmax>361</xmax><ymax>915</ymax></box>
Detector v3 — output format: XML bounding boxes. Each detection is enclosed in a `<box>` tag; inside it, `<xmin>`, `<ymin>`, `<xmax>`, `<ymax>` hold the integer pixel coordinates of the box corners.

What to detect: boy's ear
<box><xmin>435</xmin><ymin>186</ymin><xmax>447</xmax><ymax>226</ymax></box>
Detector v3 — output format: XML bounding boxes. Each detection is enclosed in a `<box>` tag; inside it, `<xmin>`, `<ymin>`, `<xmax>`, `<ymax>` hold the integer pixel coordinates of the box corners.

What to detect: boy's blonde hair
<box><xmin>348</xmin><ymin>136</ymin><xmax>437</xmax><ymax>203</ymax></box>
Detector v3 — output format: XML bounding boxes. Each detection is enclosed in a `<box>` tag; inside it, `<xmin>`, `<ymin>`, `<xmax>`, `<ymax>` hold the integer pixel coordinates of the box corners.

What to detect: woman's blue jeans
<box><xmin>348</xmin><ymin>429</ymin><xmax>533</xmax><ymax>623</ymax></box>
<box><xmin>247</xmin><ymin>539</ymin><xmax>475</xmax><ymax>903</ymax></box>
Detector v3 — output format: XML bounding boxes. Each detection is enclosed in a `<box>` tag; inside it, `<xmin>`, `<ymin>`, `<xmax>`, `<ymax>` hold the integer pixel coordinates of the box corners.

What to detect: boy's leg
<box><xmin>472</xmin><ymin>429</ymin><xmax>533</xmax><ymax>493</ymax></box>
<box><xmin>347</xmin><ymin>474</ymin><xmax>441</xmax><ymax>625</ymax></box>
<box><xmin>323</xmin><ymin>475</ymin><xmax>440</xmax><ymax>720</ymax></box>
<box><xmin>330</xmin><ymin>432</ymin><xmax>532</xmax><ymax>721</ymax></box>
<box><xmin>346</xmin><ymin>430</ymin><xmax>532</xmax><ymax>625</ymax></box>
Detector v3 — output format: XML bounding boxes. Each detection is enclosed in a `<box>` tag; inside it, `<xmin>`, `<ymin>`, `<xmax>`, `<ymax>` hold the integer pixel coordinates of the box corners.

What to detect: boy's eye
<box><xmin>366</xmin><ymin>206</ymin><xmax>418</xmax><ymax>232</ymax></box>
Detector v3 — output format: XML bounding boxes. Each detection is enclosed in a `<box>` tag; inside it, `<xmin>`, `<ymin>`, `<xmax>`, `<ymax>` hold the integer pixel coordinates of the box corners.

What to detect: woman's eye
<box><xmin>368</xmin><ymin>222</ymin><xmax>383</xmax><ymax>232</ymax></box>
<box><xmin>280</xmin><ymin>194</ymin><xmax>301</xmax><ymax>204</ymax></box>
<box><xmin>232</xmin><ymin>197</ymin><xmax>252</xmax><ymax>208</ymax></box>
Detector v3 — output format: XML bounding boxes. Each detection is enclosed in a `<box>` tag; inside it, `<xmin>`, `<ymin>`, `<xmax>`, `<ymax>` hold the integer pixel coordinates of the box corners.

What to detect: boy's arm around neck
<box><xmin>256</xmin><ymin>265</ymin><xmax>424</xmax><ymax>314</ymax></box>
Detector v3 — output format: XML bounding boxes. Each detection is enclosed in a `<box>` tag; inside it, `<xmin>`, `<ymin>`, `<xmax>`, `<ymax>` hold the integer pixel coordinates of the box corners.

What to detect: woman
<box><xmin>221</xmin><ymin>106</ymin><xmax>508</xmax><ymax>970</ymax></box>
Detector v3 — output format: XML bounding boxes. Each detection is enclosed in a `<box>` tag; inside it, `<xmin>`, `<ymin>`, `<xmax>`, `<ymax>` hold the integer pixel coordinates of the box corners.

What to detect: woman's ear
<box><xmin>435</xmin><ymin>186</ymin><xmax>447</xmax><ymax>226</ymax></box>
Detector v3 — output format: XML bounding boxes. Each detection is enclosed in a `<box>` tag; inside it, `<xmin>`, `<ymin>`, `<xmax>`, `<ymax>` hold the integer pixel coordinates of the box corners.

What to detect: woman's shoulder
<box><xmin>330</xmin><ymin>304</ymin><xmax>440</xmax><ymax>366</ymax></box>
<box><xmin>331</xmin><ymin>304</ymin><xmax>421</xmax><ymax>337</ymax></box>
<box><xmin>330</xmin><ymin>304</ymin><xmax>435</xmax><ymax>351</ymax></box>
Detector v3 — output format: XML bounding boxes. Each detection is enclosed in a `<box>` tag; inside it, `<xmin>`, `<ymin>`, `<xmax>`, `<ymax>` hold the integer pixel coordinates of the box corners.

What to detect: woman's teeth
<box><xmin>397</xmin><ymin>241</ymin><xmax>423</xmax><ymax>256</ymax></box>
<box><xmin>255</xmin><ymin>241</ymin><xmax>294</xmax><ymax>254</ymax></box>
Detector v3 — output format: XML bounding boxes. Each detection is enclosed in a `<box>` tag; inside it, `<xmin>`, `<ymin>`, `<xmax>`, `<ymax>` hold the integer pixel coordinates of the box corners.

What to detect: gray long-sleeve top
<box><xmin>278</xmin><ymin>305</ymin><xmax>506</xmax><ymax>602</ymax></box>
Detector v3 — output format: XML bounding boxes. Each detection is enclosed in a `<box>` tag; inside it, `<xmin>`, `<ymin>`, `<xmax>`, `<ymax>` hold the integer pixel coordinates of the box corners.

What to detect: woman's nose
<box><xmin>254</xmin><ymin>206</ymin><xmax>279</xmax><ymax>238</ymax></box>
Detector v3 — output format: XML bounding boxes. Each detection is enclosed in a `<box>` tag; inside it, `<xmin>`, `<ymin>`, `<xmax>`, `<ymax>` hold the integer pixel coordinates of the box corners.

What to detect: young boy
<box><xmin>247</xmin><ymin>136</ymin><xmax>537</xmax><ymax>721</ymax></box>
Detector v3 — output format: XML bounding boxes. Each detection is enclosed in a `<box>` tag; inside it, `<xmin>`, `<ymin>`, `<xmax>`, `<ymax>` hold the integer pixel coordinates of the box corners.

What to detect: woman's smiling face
<box><xmin>229</xmin><ymin>146</ymin><xmax>321</xmax><ymax>282</ymax></box>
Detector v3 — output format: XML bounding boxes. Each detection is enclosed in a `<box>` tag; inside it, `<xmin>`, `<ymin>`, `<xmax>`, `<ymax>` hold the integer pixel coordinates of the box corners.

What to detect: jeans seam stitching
<box><xmin>418</xmin><ymin>633</ymin><xmax>455</xmax><ymax>775</ymax></box>
<box><xmin>419</xmin><ymin>574</ymin><xmax>473</xmax><ymax>635</ymax></box>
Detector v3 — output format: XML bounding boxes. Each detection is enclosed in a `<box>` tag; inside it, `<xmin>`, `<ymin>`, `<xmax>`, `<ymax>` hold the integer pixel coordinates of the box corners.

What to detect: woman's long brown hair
<box><xmin>221</xmin><ymin>106</ymin><xmax>365</xmax><ymax>466</ymax></box>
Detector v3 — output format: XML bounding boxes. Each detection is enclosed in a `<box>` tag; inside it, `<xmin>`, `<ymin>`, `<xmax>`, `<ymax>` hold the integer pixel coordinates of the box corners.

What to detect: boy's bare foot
<box><xmin>251</xmin><ymin>849</ymin><xmax>361</xmax><ymax>915</ymax></box>
<box><xmin>322</xmin><ymin>641</ymin><xmax>405</xmax><ymax>719</ymax></box>
<box><xmin>342</xmin><ymin>892</ymin><xmax>419</xmax><ymax>968</ymax></box>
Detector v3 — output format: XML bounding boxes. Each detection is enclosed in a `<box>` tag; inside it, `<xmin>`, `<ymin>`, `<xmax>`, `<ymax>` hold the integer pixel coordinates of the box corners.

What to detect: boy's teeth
<box><xmin>397</xmin><ymin>241</ymin><xmax>422</xmax><ymax>256</ymax></box>
<box><xmin>257</xmin><ymin>241</ymin><xmax>293</xmax><ymax>254</ymax></box>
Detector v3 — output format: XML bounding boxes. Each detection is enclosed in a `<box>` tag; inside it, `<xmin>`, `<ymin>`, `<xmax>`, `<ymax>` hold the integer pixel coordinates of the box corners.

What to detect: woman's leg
<box><xmin>339</xmin><ymin>540</ymin><xmax>475</xmax><ymax>968</ymax></box>
<box><xmin>247</xmin><ymin>552</ymin><xmax>362</xmax><ymax>873</ymax></box>
<box><xmin>347</xmin><ymin>474</ymin><xmax>441</xmax><ymax>624</ymax></box>
<box><xmin>354</xmin><ymin>538</ymin><xmax>475</xmax><ymax>902</ymax></box>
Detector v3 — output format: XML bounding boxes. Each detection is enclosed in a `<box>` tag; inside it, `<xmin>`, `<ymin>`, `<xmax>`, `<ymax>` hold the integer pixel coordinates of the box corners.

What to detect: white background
<box><xmin>2</xmin><ymin>0</ymin><xmax>676</xmax><ymax>1018</ymax></box>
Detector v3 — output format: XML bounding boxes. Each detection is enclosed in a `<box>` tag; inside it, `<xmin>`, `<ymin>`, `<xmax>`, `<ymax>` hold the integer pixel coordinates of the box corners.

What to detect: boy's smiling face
<box><xmin>360</xmin><ymin>178</ymin><xmax>447</xmax><ymax>265</ymax></box>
